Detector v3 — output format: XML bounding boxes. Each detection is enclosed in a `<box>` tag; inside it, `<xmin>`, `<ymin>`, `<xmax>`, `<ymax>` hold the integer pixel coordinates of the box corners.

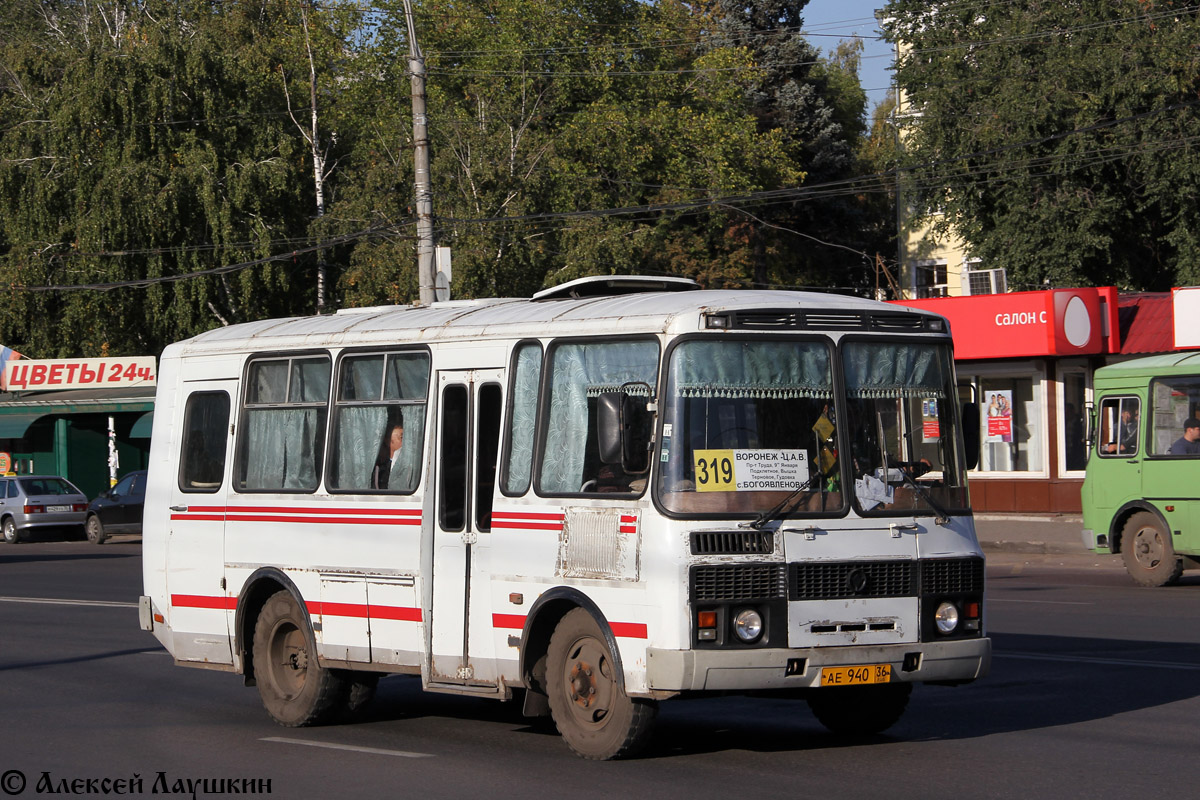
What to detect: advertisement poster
<box><xmin>921</xmin><ymin>398</ymin><xmax>941</xmax><ymax>442</ymax></box>
<box><xmin>986</xmin><ymin>389</ymin><xmax>1014</xmax><ymax>442</ymax></box>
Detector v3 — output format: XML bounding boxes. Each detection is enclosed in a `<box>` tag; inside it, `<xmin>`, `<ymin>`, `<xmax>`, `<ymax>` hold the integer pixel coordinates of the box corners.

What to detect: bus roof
<box><xmin>1094</xmin><ymin>350</ymin><xmax>1200</xmax><ymax>379</ymax></box>
<box><xmin>167</xmin><ymin>285</ymin><xmax>948</xmax><ymax>357</ymax></box>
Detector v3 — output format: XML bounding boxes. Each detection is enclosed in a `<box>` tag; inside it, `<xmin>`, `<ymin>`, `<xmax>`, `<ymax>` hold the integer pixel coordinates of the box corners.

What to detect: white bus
<box><xmin>140</xmin><ymin>276</ymin><xmax>990</xmax><ymax>759</ymax></box>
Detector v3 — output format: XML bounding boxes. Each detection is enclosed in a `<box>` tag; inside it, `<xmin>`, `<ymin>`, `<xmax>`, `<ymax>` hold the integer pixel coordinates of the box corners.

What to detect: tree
<box><xmin>883</xmin><ymin>0</ymin><xmax>1200</xmax><ymax>291</ymax></box>
<box><xmin>0</xmin><ymin>1</ymin><xmax>361</xmax><ymax>356</ymax></box>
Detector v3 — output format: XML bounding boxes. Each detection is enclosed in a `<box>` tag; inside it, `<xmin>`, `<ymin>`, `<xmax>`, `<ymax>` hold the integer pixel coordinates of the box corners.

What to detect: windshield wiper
<box><xmin>896</xmin><ymin>467</ymin><xmax>951</xmax><ymax>526</ymax></box>
<box><xmin>740</xmin><ymin>471</ymin><xmax>824</xmax><ymax>530</ymax></box>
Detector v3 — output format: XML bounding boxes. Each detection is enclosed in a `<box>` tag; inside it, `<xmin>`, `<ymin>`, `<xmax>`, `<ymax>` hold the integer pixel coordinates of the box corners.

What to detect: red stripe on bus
<box><xmin>369</xmin><ymin>605</ymin><xmax>423</xmax><ymax>622</ymax></box>
<box><xmin>171</xmin><ymin>514</ymin><xmax>225</xmax><ymax>521</ymax></box>
<box><xmin>491</xmin><ymin>521</ymin><xmax>564</xmax><ymax>531</ymax></box>
<box><xmin>307</xmin><ymin>601</ymin><xmax>369</xmax><ymax>618</ymax></box>
<box><xmin>608</xmin><ymin>622</ymin><xmax>648</xmax><ymax>639</ymax></box>
<box><xmin>492</xmin><ymin>614</ymin><xmax>646</xmax><ymax>639</ymax></box>
<box><xmin>226</xmin><ymin>506</ymin><xmax>422</xmax><ymax>517</ymax></box>
<box><xmin>223</xmin><ymin>514</ymin><xmax>421</xmax><ymax>526</ymax></box>
<box><xmin>171</xmin><ymin>594</ymin><xmax>237</xmax><ymax>610</ymax></box>
<box><xmin>619</xmin><ymin>526</ymin><xmax>637</xmax><ymax>534</ymax></box>
<box><xmin>620</xmin><ymin>515</ymin><xmax>638</xmax><ymax>524</ymax></box>
<box><xmin>493</xmin><ymin>613</ymin><xmax>526</xmax><ymax>630</ymax></box>
<box><xmin>491</xmin><ymin>511</ymin><xmax>565</xmax><ymax>521</ymax></box>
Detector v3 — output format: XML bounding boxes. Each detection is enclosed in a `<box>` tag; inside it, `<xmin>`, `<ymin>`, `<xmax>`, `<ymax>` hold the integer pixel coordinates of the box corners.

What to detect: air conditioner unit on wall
<box><xmin>964</xmin><ymin>268</ymin><xmax>1007</xmax><ymax>296</ymax></box>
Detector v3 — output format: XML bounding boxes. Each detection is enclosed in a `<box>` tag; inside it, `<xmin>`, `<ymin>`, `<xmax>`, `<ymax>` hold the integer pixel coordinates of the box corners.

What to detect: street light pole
<box><xmin>402</xmin><ymin>0</ymin><xmax>436</xmax><ymax>306</ymax></box>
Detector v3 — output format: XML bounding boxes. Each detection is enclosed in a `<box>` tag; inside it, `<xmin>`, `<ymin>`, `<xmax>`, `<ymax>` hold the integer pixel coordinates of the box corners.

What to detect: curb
<box><xmin>979</xmin><ymin>540</ymin><xmax>1087</xmax><ymax>555</ymax></box>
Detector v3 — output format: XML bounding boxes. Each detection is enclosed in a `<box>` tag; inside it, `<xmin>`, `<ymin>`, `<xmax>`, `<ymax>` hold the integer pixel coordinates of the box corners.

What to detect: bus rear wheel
<box><xmin>1121</xmin><ymin>512</ymin><xmax>1183</xmax><ymax>587</ymax></box>
<box><xmin>807</xmin><ymin>682</ymin><xmax>912</xmax><ymax>736</ymax></box>
<box><xmin>545</xmin><ymin>608</ymin><xmax>657</xmax><ymax>760</ymax></box>
<box><xmin>252</xmin><ymin>590</ymin><xmax>347</xmax><ymax>727</ymax></box>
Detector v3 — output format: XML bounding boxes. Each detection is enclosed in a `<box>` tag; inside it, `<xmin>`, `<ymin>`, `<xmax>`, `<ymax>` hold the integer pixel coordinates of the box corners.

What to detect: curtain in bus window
<box><xmin>674</xmin><ymin>340</ymin><xmax>831</xmax><ymax>398</ymax></box>
<box><xmin>843</xmin><ymin>343</ymin><xmax>945</xmax><ymax>398</ymax></box>
<box><xmin>384</xmin><ymin>354</ymin><xmax>430</xmax><ymax>400</ymax></box>
<box><xmin>334</xmin><ymin>406</ymin><xmax>387</xmax><ymax>489</ymax></box>
<box><xmin>540</xmin><ymin>341</ymin><xmax>658</xmax><ymax>494</ymax></box>
<box><xmin>505</xmin><ymin>344</ymin><xmax>542</xmax><ymax>493</ymax></box>
<box><xmin>242</xmin><ymin>408</ymin><xmax>320</xmax><ymax>490</ymax></box>
<box><xmin>290</xmin><ymin>359</ymin><xmax>331</xmax><ymax>403</ymax></box>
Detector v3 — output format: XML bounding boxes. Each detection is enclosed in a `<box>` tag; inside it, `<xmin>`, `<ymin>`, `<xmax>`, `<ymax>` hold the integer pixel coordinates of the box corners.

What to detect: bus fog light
<box><xmin>935</xmin><ymin>602</ymin><xmax>959</xmax><ymax>634</ymax></box>
<box><xmin>733</xmin><ymin>609</ymin><xmax>763</xmax><ymax>643</ymax></box>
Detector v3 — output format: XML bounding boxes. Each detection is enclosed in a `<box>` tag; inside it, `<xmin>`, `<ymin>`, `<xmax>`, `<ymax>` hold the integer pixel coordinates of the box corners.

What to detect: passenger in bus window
<box><xmin>1103</xmin><ymin>405</ymin><xmax>1139</xmax><ymax>453</ymax></box>
<box><xmin>1169</xmin><ymin>417</ymin><xmax>1200</xmax><ymax>455</ymax></box>
<box><xmin>372</xmin><ymin>422</ymin><xmax>414</xmax><ymax>491</ymax></box>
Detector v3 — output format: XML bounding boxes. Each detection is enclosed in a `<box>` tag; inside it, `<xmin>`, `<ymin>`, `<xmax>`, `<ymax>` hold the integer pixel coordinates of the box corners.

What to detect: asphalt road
<box><xmin>3</xmin><ymin>540</ymin><xmax>1200</xmax><ymax>799</ymax></box>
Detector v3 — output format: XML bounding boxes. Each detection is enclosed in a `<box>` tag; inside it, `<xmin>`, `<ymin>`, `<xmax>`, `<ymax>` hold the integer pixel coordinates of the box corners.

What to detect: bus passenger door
<box><xmin>164</xmin><ymin>382</ymin><xmax>235</xmax><ymax>665</ymax></box>
<box><xmin>429</xmin><ymin>370</ymin><xmax>503</xmax><ymax>687</ymax></box>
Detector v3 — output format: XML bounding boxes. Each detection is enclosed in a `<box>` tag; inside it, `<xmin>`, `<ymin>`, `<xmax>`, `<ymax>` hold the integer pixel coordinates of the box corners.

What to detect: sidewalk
<box><xmin>973</xmin><ymin>513</ymin><xmax>1087</xmax><ymax>555</ymax></box>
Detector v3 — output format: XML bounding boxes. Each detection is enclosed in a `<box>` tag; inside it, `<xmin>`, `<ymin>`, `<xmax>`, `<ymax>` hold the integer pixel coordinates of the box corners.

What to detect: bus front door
<box><xmin>429</xmin><ymin>370</ymin><xmax>503</xmax><ymax>688</ymax></box>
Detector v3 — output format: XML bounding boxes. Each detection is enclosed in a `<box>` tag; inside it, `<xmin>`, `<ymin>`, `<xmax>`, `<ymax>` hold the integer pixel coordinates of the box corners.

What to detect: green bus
<box><xmin>1082</xmin><ymin>352</ymin><xmax>1200</xmax><ymax>586</ymax></box>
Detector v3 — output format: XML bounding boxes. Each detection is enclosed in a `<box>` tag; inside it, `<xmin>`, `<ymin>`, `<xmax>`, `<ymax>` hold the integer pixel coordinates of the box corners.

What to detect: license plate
<box><xmin>47</xmin><ymin>505</ymin><xmax>71</xmax><ymax>512</ymax></box>
<box><xmin>821</xmin><ymin>664</ymin><xmax>892</xmax><ymax>686</ymax></box>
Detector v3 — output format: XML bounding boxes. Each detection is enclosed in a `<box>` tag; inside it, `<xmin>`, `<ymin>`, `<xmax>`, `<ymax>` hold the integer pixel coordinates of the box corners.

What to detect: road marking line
<box><xmin>988</xmin><ymin>598</ymin><xmax>1092</xmax><ymax>605</ymax></box>
<box><xmin>998</xmin><ymin>651</ymin><xmax>1200</xmax><ymax>670</ymax></box>
<box><xmin>0</xmin><ymin>595</ymin><xmax>137</xmax><ymax>609</ymax></box>
<box><xmin>262</xmin><ymin>737</ymin><xmax>433</xmax><ymax>759</ymax></box>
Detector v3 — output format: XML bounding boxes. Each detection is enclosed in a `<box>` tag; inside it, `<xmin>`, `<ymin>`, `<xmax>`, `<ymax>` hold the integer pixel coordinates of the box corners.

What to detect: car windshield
<box><xmin>18</xmin><ymin>478</ymin><xmax>80</xmax><ymax>496</ymax></box>
<box><xmin>655</xmin><ymin>337</ymin><xmax>969</xmax><ymax>519</ymax></box>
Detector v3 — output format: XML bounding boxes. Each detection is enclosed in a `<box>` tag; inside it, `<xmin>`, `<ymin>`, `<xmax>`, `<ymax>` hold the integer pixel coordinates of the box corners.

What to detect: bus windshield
<box><xmin>656</xmin><ymin>337</ymin><xmax>968</xmax><ymax>518</ymax></box>
<box><xmin>841</xmin><ymin>340</ymin><xmax>969</xmax><ymax>516</ymax></box>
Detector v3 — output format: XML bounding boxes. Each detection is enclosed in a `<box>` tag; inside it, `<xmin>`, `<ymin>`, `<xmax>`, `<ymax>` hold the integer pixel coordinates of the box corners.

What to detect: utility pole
<box><xmin>402</xmin><ymin>0</ymin><xmax>436</xmax><ymax>306</ymax></box>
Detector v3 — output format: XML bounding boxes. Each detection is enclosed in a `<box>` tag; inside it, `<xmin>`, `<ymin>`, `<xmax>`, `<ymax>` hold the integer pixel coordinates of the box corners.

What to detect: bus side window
<box><xmin>537</xmin><ymin>339</ymin><xmax>659</xmax><ymax>496</ymax></box>
<box><xmin>180</xmin><ymin>392</ymin><xmax>231</xmax><ymax>491</ymax></box>
<box><xmin>1099</xmin><ymin>396</ymin><xmax>1139</xmax><ymax>456</ymax></box>
<box><xmin>501</xmin><ymin>341</ymin><xmax>542</xmax><ymax>496</ymax></box>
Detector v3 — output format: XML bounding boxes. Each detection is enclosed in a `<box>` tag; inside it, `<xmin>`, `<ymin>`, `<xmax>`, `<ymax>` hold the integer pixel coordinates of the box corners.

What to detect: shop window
<box><xmin>1061</xmin><ymin>372</ymin><xmax>1089</xmax><ymax>472</ymax></box>
<box><xmin>961</xmin><ymin>374</ymin><xmax>1044</xmax><ymax>473</ymax></box>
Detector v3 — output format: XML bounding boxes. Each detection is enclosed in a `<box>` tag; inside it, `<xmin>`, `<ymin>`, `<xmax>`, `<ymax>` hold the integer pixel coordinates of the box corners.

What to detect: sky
<box><xmin>801</xmin><ymin>1</ymin><xmax>893</xmax><ymax>112</ymax></box>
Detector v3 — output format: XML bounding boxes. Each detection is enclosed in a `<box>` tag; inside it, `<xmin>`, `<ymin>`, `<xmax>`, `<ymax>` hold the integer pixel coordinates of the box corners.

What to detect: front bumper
<box><xmin>646</xmin><ymin>637</ymin><xmax>990</xmax><ymax>692</ymax></box>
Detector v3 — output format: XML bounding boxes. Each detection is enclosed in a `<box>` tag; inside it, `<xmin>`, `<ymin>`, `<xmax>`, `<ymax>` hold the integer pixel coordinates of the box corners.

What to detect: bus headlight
<box><xmin>732</xmin><ymin>608</ymin><xmax>763</xmax><ymax>643</ymax></box>
<box><xmin>934</xmin><ymin>602</ymin><xmax>959</xmax><ymax>634</ymax></box>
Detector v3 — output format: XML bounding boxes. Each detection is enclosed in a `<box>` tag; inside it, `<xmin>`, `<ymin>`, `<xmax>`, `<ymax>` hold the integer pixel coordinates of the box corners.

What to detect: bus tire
<box><xmin>1121</xmin><ymin>511</ymin><xmax>1183</xmax><ymax>587</ymax></box>
<box><xmin>545</xmin><ymin>608</ymin><xmax>657</xmax><ymax>760</ymax></box>
<box><xmin>807</xmin><ymin>682</ymin><xmax>912</xmax><ymax>736</ymax></box>
<box><xmin>252</xmin><ymin>590</ymin><xmax>347</xmax><ymax>727</ymax></box>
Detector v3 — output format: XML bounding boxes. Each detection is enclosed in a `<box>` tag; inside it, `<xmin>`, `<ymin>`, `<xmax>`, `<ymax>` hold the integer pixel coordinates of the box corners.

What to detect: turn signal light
<box><xmin>964</xmin><ymin>602</ymin><xmax>980</xmax><ymax>619</ymax></box>
<box><xmin>697</xmin><ymin>611</ymin><xmax>717</xmax><ymax>628</ymax></box>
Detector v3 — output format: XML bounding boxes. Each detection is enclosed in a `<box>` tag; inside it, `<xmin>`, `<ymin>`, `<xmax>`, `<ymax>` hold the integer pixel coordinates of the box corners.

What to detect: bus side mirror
<box><xmin>962</xmin><ymin>401</ymin><xmax>980</xmax><ymax>471</ymax></box>
<box><xmin>597</xmin><ymin>386</ymin><xmax>653</xmax><ymax>474</ymax></box>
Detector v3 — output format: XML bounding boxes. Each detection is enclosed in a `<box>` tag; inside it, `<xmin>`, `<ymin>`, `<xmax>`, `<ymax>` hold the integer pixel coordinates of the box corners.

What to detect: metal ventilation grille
<box><xmin>690</xmin><ymin>530</ymin><xmax>774</xmax><ymax>555</ymax></box>
<box><xmin>921</xmin><ymin>557</ymin><xmax>985</xmax><ymax>594</ymax></box>
<box><xmin>721</xmin><ymin>310</ymin><xmax>937</xmax><ymax>332</ymax></box>
<box><xmin>871</xmin><ymin>313</ymin><xmax>928</xmax><ymax>331</ymax></box>
<box><xmin>690</xmin><ymin>564</ymin><xmax>787</xmax><ymax>601</ymax></box>
<box><xmin>789</xmin><ymin>560</ymin><xmax>917</xmax><ymax>600</ymax></box>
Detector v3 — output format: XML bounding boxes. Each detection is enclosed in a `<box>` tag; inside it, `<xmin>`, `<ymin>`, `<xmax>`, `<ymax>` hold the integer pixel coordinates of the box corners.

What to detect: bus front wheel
<box><xmin>545</xmin><ymin>608</ymin><xmax>657</xmax><ymax>760</ymax></box>
<box><xmin>252</xmin><ymin>590</ymin><xmax>347</xmax><ymax>727</ymax></box>
<box><xmin>1121</xmin><ymin>512</ymin><xmax>1184</xmax><ymax>587</ymax></box>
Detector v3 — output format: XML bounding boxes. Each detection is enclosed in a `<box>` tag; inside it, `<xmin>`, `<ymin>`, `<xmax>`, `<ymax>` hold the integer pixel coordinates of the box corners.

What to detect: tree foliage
<box><xmin>883</xmin><ymin>0</ymin><xmax>1200</xmax><ymax>291</ymax></box>
<box><xmin>0</xmin><ymin>0</ymin><xmax>888</xmax><ymax>356</ymax></box>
